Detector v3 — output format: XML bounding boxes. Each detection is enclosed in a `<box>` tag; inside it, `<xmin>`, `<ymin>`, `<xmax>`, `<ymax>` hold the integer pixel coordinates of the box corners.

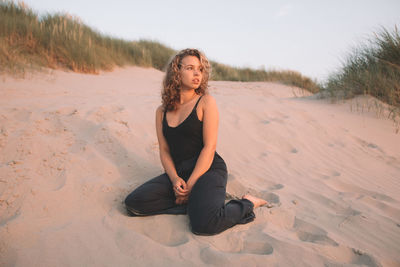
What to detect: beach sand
<box><xmin>1</xmin><ymin>66</ymin><xmax>399</xmax><ymax>266</ymax></box>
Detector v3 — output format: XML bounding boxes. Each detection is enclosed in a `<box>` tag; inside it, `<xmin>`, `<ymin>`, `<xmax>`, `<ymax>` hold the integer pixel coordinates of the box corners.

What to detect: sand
<box><xmin>0</xmin><ymin>66</ymin><xmax>399</xmax><ymax>267</ymax></box>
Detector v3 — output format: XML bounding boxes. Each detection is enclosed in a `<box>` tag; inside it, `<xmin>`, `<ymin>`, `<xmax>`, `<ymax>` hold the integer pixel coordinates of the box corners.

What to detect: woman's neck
<box><xmin>179</xmin><ymin>90</ymin><xmax>197</xmax><ymax>105</ymax></box>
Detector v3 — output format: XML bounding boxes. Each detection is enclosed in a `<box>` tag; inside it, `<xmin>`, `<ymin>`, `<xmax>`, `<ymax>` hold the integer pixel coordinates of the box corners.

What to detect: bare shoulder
<box><xmin>156</xmin><ymin>105</ymin><xmax>163</xmax><ymax>113</ymax></box>
<box><xmin>200</xmin><ymin>94</ymin><xmax>217</xmax><ymax>108</ymax></box>
<box><xmin>156</xmin><ymin>105</ymin><xmax>164</xmax><ymax>119</ymax></box>
<box><xmin>198</xmin><ymin>94</ymin><xmax>218</xmax><ymax>122</ymax></box>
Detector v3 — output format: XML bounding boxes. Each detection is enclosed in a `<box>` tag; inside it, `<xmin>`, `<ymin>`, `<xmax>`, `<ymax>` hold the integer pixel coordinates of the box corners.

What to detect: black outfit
<box><xmin>124</xmin><ymin>95</ymin><xmax>255</xmax><ymax>235</ymax></box>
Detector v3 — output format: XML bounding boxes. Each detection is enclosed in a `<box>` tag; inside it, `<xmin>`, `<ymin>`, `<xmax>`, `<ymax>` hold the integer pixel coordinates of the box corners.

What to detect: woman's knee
<box><xmin>190</xmin><ymin>219</ymin><xmax>223</xmax><ymax>235</ymax></box>
<box><xmin>189</xmin><ymin>210</ymin><xmax>222</xmax><ymax>235</ymax></box>
<box><xmin>191</xmin><ymin>224</ymin><xmax>216</xmax><ymax>235</ymax></box>
<box><xmin>124</xmin><ymin>190</ymin><xmax>146</xmax><ymax>215</ymax></box>
<box><xmin>190</xmin><ymin>217</ymin><xmax>213</xmax><ymax>235</ymax></box>
<box><xmin>124</xmin><ymin>191</ymin><xmax>135</xmax><ymax>207</ymax></box>
<box><xmin>124</xmin><ymin>176</ymin><xmax>164</xmax><ymax>210</ymax></box>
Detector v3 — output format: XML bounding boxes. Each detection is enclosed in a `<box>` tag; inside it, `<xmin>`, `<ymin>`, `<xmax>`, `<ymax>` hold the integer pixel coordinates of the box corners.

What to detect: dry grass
<box><xmin>321</xmin><ymin>26</ymin><xmax>400</xmax><ymax>130</ymax></box>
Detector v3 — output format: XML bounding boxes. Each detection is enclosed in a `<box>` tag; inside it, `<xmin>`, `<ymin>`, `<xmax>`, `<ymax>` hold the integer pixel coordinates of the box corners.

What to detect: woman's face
<box><xmin>179</xmin><ymin>55</ymin><xmax>203</xmax><ymax>91</ymax></box>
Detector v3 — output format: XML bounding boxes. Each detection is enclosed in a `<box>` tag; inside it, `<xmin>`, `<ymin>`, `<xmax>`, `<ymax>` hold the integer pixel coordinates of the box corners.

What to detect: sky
<box><xmin>20</xmin><ymin>0</ymin><xmax>400</xmax><ymax>82</ymax></box>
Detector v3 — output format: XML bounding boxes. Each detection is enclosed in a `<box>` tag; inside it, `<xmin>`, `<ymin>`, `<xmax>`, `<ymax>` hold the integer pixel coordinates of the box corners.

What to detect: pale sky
<box><xmin>21</xmin><ymin>0</ymin><xmax>400</xmax><ymax>82</ymax></box>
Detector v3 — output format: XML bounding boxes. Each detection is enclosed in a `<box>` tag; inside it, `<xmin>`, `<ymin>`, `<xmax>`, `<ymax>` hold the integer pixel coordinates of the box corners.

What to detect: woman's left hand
<box><xmin>174</xmin><ymin>179</ymin><xmax>196</xmax><ymax>204</ymax></box>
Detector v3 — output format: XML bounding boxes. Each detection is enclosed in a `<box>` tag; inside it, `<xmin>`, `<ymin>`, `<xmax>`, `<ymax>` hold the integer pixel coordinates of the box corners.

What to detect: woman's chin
<box><xmin>181</xmin><ymin>85</ymin><xmax>199</xmax><ymax>91</ymax></box>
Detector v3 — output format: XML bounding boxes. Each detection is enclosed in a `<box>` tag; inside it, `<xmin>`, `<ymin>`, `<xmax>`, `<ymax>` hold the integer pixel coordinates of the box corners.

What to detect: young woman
<box><xmin>125</xmin><ymin>48</ymin><xmax>267</xmax><ymax>235</ymax></box>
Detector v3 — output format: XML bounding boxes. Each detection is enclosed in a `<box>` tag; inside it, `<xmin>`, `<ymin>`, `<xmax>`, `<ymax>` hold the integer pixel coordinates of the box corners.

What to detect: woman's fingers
<box><xmin>172</xmin><ymin>177</ymin><xmax>192</xmax><ymax>203</ymax></box>
<box><xmin>175</xmin><ymin>196</ymin><xmax>188</xmax><ymax>205</ymax></box>
<box><xmin>174</xmin><ymin>188</ymin><xmax>189</xmax><ymax>197</ymax></box>
<box><xmin>173</xmin><ymin>178</ymin><xmax>186</xmax><ymax>188</ymax></box>
<box><xmin>175</xmin><ymin>196</ymin><xmax>183</xmax><ymax>204</ymax></box>
<box><xmin>175</xmin><ymin>185</ymin><xmax>188</xmax><ymax>193</ymax></box>
<box><xmin>177</xmin><ymin>180</ymin><xmax>188</xmax><ymax>190</ymax></box>
<box><xmin>173</xmin><ymin>178</ymin><xmax>189</xmax><ymax>196</ymax></box>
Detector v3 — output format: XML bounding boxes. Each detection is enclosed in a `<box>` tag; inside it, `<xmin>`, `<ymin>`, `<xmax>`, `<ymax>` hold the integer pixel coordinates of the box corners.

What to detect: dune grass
<box><xmin>0</xmin><ymin>0</ymin><xmax>320</xmax><ymax>93</ymax></box>
<box><xmin>321</xmin><ymin>26</ymin><xmax>400</xmax><ymax>127</ymax></box>
<box><xmin>0</xmin><ymin>0</ymin><xmax>174</xmax><ymax>74</ymax></box>
<box><xmin>211</xmin><ymin>62</ymin><xmax>320</xmax><ymax>93</ymax></box>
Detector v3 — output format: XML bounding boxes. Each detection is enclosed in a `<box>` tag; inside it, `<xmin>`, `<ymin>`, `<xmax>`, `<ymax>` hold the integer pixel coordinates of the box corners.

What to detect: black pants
<box><xmin>124</xmin><ymin>152</ymin><xmax>255</xmax><ymax>235</ymax></box>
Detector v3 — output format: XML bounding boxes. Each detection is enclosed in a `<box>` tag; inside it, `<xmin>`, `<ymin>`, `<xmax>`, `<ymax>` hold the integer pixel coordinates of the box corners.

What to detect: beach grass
<box><xmin>211</xmin><ymin>62</ymin><xmax>320</xmax><ymax>93</ymax></box>
<box><xmin>0</xmin><ymin>0</ymin><xmax>320</xmax><ymax>93</ymax></box>
<box><xmin>0</xmin><ymin>0</ymin><xmax>162</xmax><ymax>73</ymax></box>
<box><xmin>321</xmin><ymin>26</ymin><xmax>400</xmax><ymax>125</ymax></box>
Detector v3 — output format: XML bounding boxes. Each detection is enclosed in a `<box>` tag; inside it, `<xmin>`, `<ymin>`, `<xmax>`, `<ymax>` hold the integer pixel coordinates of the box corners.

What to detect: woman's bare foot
<box><xmin>242</xmin><ymin>194</ymin><xmax>268</xmax><ymax>208</ymax></box>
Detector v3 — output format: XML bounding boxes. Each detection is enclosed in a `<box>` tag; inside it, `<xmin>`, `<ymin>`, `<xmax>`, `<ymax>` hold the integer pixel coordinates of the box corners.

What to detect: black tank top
<box><xmin>162</xmin><ymin>95</ymin><xmax>204</xmax><ymax>165</ymax></box>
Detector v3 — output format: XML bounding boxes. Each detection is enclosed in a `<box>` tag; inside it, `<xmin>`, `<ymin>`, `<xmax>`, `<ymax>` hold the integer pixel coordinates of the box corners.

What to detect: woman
<box><xmin>125</xmin><ymin>48</ymin><xmax>267</xmax><ymax>235</ymax></box>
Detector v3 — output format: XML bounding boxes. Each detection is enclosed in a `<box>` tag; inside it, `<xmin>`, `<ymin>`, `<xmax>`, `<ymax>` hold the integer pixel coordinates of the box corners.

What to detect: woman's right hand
<box><xmin>172</xmin><ymin>177</ymin><xmax>189</xmax><ymax>204</ymax></box>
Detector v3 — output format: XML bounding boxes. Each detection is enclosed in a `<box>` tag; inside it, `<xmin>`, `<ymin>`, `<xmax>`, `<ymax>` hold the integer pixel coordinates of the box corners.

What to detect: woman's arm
<box><xmin>155</xmin><ymin>106</ymin><xmax>189</xmax><ymax>202</ymax></box>
<box><xmin>186</xmin><ymin>94</ymin><xmax>219</xmax><ymax>191</ymax></box>
<box><xmin>155</xmin><ymin>106</ymin><xmax>180</xmax><ymax>182</ymax></box>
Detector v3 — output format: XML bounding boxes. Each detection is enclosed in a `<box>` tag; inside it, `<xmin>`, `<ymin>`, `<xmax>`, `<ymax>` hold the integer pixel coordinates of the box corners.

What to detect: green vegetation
<box><xmin>212</xmin><ymin>62</ymin><xmax>320</xmax><ymax>93</ymax></box>
<box><xmin>0</xmin><ymin>0</ymin><xmax>176</xmax><ymax>74</ymax></box>
<box><xmin>0</xmin><ymin>0</ymin><xmax>319</xmax><ymax>93</ymax></box>
<box><xmin>322</xmin><ymin>26</ymin><xmax>400</xmax><ymax>123</ymax></box>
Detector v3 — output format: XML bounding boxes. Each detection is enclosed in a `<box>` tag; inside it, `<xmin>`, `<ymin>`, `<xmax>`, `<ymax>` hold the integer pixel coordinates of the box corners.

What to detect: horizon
<box><xmin>14</xmin><ymin>0</ymin><xmax>400</xmax><ymax>82</ymax></box>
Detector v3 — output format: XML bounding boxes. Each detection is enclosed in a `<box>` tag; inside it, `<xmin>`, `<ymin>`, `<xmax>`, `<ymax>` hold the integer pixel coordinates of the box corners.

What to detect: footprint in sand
<box><xmin>10</xmin><ymin>108</ymin><xmax>32</xmax><ymax>122</ymax></box>
<box><xmin>242</xmin><ymin>231</ymin><xmax>274</xmax><ymax>255</ymax></box>
<box><xmin>328</xmin><ymin>139</ymin><xmax>346</xmax><ymax>148</ymax></box>
<box><xmin>306</xmin><ymin>190</ymin><xmax>362</xmax><ymax>220</ymax></box>
<box><xmin>322</xmin><ymin>245</ymin><xmax>381</xmax><ymax>267</ymax></box>
<box><xmin>268</xmin><ymin>183</ymin><xmax>284</xmax><ymax>191</ymax></box>
<box><xmin>258</xmin><ymin>191</ymin><xmax>280</xmax><ymax>205</ymax></box>
<box><xmin>367</xmin><ymin>143</ymin><xmax>378</xmax><ymax>149</ymax></box>
<box><xmin>140</xmin><ymin>216</ymin><xmax>189</xmax><ymax>247</ymax></box>
<box><xmin>51</xmin><ymin>169</ymin><xmax>66</xmax><ymax>191</ymax></box>
<box><xmin>355</xmin><ymin>137</ymin><xmax>381</xmax><ymax>151</ymax></box>
<box><xmin>353</xmin><ymin>138</ymin><xmax>400</xmax><ymax>169</ymax></box>
<box><xmin>200</xmin><ymin>247</ymin><xmax>230</xmax><ymax>266</ymax></box>
<box><xmin>204</xmin><ymin>227</ymin><xmax>274</xmax><ymax>258</ymax></box>
<box><xmin>319</xmin><ymin>170</ymin><xmax>341</xmax><ymax>180</ymax></box>
<box><xmin>37</xmin><ymin>160</ymin><xmax>66</xmax><ymax>191</ymax></box>
<box><xmin>293</xmin><ymin>218</ymin><xmax>339</xmax><ymax>246</ymax></box>
<box><xmin>350</xmin><ymin>248</ymin><xmax>380</xmax><ymax>267</ymax></box>
<box><xmin>268</xmin><ymin>116</ymin><xmax>289</xmax><ymax>124</ymax></box>
<box><xmin>324</xmin><ymin>179</ymin><xmax>396</xmax><ymax>204</ymax></box>
<box><xmin>0</xmin><ymin>207</ymin><xmax>21</xmax><ymax>226</ymax></box>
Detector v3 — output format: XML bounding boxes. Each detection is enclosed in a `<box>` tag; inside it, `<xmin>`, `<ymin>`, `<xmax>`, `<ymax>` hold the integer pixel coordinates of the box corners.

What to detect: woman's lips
<box><xmin>192</xmin><ymin>79</ymin><xmax>200</xmax><ymax>83</ymax></box>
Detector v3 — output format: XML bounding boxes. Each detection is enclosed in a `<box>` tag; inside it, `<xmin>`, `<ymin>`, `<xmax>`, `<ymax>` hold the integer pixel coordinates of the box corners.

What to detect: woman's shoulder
<box><xmin>155</xmin><ymin>105</ymin><xmax>165</xmax><ymax>120</ymax></box>
<box><xmin>199</xmin><ymin>93</ymin><xmax>217</xmax><ymax>108</ymax></box>
<box><xmin>156</xmin><ymin>105</ymin><xmax>164</xmax><ymax>113</ymax></box>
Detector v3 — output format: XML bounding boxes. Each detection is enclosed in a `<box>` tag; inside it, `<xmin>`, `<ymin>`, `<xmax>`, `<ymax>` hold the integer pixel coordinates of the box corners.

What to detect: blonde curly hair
<box><xmin>162</xmin><ymin>48</ymin><xmax>211</xmax><ymax>111</ymax></box>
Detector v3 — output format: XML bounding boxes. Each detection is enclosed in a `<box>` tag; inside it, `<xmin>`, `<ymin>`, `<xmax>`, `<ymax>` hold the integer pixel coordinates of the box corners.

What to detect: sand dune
<box><xmin>0</xmin><ymin>67</ymin><xmax>399</xmax><ymax>266</ymax></box>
